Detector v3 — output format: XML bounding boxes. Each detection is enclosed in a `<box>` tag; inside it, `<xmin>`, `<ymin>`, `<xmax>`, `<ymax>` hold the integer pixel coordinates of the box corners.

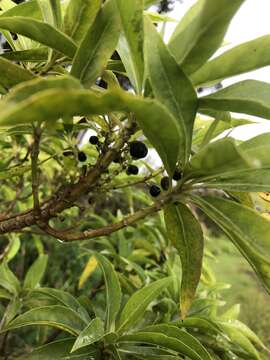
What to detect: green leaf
<box><xmin>95</xmin><ymin>253</ymin><xmax>122</xmax><ymax>332</ymax></box>
<box><xmin>71</xmin><ymin>0</ymin><xmax>120</xmax><ymax>88</ymax></box>
<box><xmin>164</xmin><ymin>203</ymin><xmax>204</xmax><ymax>318</ymax></box>
<box><xmin>191</xmin><ymin>195</ymin><xmax>270</xmax><ymax>294</ymax></box>
<box><xmin>1</xmin><ymin>47</ymin><xmax>48</xmax><ymax>62</ymax></box>
<box><xmin>3</xmin><ymin>305</ymin><xmax>87</xmax><ymax>335</ymax></box>
<box><xmin>19</xmin><ymin>338</ymin><xmax>96</xmax><ymax>360</ymax></box>
<box><xmin>175</xmin><ymin>316</ymin><xmax>221</xmax><ymax>334</ymax></box>
<box><xmin>23</xmin><ymin>255</ymin><xmax>48</xmax><ymax>289</ymax></box>
<box><xmin>142</xmin><ymin>324</ymin><xmax>212</xmax><ymax>360</ymax></box>
<box><xmin>116</xmin><ymin>0</ymin><xmax>144</xmax><ymax>93</ymax></box>
<box><xmin>0</xmin><ymin>288</ymin><xmax>12</xmax><ymax>300</ymax></box>
<box><xmin>37</xmin><ymin>0</ymin><xmax>62</xmax><ymax>28</ymax></box>
<box><xmin>192</xmin><ymin>35</ymin><xmax>270</xmax><ymax>86</ymax></box>
<box><xmin>0</xmin><ymin>88</ymin><xmax>180</xmax><ymax>174</ymax></box>
<box><xmin>71</xmin><ymin>317</ymin><xmax>104</xmax><ymax>352</ymax></box>
<box><xmin>119</xmin><ymin>330</ymin><xmax>210</xmax><ymax>360</ymax></box>
<box><xmin>0</xmin><ymin>0</ymin><xmax>42</xmax><ymax>19</ymax></box>
<box><xmin>117</xmin><ymin>277</ymin><xmax>172</xmax><ymax>334</ymax></box>
<box><xmin>64</xmin><ymin>0</ymin><xmax>101</xmax><ymax>43</ymax></box>
<box><xmin>0</xmin><ymin>57</ymin><xmax>35</xmax><ymax>90</ymax></box>
<box><xmin>144</xmin><ymin>17</ymin><xmax>197</xmax><ymax>165</ymax></box>
<box><xmin>168</xmin><ymin>0</ymin><xmax>244</xmax><ymax>74</ymax></box>
<box><xmin>0</xmin><ymin>17</ymin><xmax>77</xmax><ymax>58</ymax></box>
<box><xmin>199</xmin><ymin>80</ymin><xmax>270</xmax><ymax>120</ymax></box>
<box><xmin>0</xmin><ymin>262</ymin><xmax>20</xmax><ymax>295</ymax></box>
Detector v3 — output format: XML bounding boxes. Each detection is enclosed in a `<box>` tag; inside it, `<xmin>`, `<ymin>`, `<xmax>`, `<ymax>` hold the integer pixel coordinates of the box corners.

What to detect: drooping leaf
<box><xmin>0</xmin><ymin>262</ymin><xmax>20</xmax><ymax>295</ymax></box>
<box><xmin>0</xmin><ymin>57</ymin><xmax>35</xmax><ymax>91</ymax></box>
<box><xmin>191</xmin><ymin>195</ymin><xmax>270</xmax><ymax>293</ymax></box>
<box><xmin>116</xmin><ymin>0</ymin><xmax>144</xmax><ymax>93</ymax></box>
<box><xmin>199</xmin><ymin>80</ymin><xmax>270</xmax><ymax>120</ymax></box>
<box><xmin>168</xmin><ymin>0</ymin><xmax>244</xmax><ymax>74</ymax></box>
<box><xmin>117</xmin><ymin>277</ymin><xmax>172</xmax><ymax>334</ymax></box>
<box><xmin>144</xmin><ymin>17</ymin><xmax>197</xmax><ymax>165</ymax></box>
<box><xmin>164</xmin><ymin>203</ymin><xmax>204</xmax><ymax>318</ymax></box>
<box><xmin>0</xmin><ymin>17</ymin><xmax>77</xmax><ymax>57</ymax></box>
<box><xmin>78</xmin><ymin>255</ymin><xmax>98</xmax><ymax>290</ymax></box>
<box><xmin>95</xmin><ymin>253</ymin><xmax>122</xmax><ymax>332</ymax></box>
<box><xmin>64</xmin><ymin>0</ymin><xmax>101</xmax><ymax>43</ymax></box>
<box><xmin>71</xmin><ymin>317</ymin><xmax>104</xmax><ymax>352</ymax></box>
<box><xmin>3</xmin><ymin>305</ymin><xmax>87</xmax><ymax>335</ymax></box>
<box><xmin>1</xmin><ymin>47</ymin><xmax>48</xmax><ymax>62</ymax></box>
<box><xmin>0</xmin><ymin>88</ymin><xmax>181</xmax><ymax>174</ymax></box>
<box><xmin>23</xmin><ymin>254</ymin><xmax>48</xmax><ymax>289</ymax></box>
<box><xmin>71</xmin><ymin>0</ymin><xmax>120</xmax><ymax>88</ymax></box>
<box><xmin>192</xmin><ymin>35</ymin><xmax>270</xmax><ymax>86</ymax></box>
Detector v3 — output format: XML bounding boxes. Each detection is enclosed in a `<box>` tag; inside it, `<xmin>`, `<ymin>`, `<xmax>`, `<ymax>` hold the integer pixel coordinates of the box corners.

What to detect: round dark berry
<box><xmin>89</xmin><ymin>135</ymin><xmax>99</xmax><ymax>145</ymax></box>
<box><xmin>129</xmin><ymin>141</ymin><xmax>148</xmax><ymax>159</ymax></box>
<box><xmin>126</xmin><ymin>165</ymin><xmax>139</xmax><ymax>175</ymax></box>
<box><xmin>63</xmin><ymin>150</ymin><xmax>73</xmax><ymax>157</ymax></box>
<box><xmin>161</xmin><ymin>176</ymin><xmax>170</xmax><ymax>191</ymax></box>
<box><xmin>173</xmin><ymin>169</ymin><xmax>182</xmax><ymax>181</ymax></box>
<box><xmin>113</xmin><ymin>154</ymin><xmax>122</xmax><ymax>163</ymax></box>
<box><xmin>78</xmin><ymin>151</ymin><xmax>87</xmax><ymax>162</ymax></box>
<box><xmin>150</xmin><ymin>184</ymin><xmax>161</xmax><ymax>197</ymax></box>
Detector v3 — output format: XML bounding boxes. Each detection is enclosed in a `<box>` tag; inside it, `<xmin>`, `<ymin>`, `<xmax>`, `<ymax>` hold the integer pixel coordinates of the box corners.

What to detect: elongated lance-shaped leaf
<box><xmin>71</xmin><ymin>317</ymin><xmax>104</xmax><ymax>352</ymax></box>
<box><xmin>0</xmin><ymin>88</ymin><xmax>181</xmax><ymax>174</ymax></box>
<box><xmin>0</xmin><ymin>17</ymin><xmax>77</xmax><ymax>58</ymax></box>
<box><xmin>144</xmin><ymin>17</ymin><xmax>197</xmax><ymax>165</ymax></box>
<box><xmin>117</xmin><ymin>277</ymin><xmax>172</xmax><ymax>334</ymax></box>
<box><xmin>142</xmin><ymin>324</ymin><xmax>212</xmax><ymax>360</ymax></box>
<box><xmin>2</xmin><ymin>305</ymin><xmax>87</xmax><ymax>335</ymax></box>
<box><xmin>116</xmin><ymin>0</ymin><xmax>144</xmax><ymax>94</ymax></box>
<box><xmin>71</xmin><ymin>0</ymin><xmax>120</xmax><ymax>88</ymax></box>
<box><xmin>191</xmin><ymin>195</ymin><xmax>270</xmax><ymax>294</ymax></box>
<box><xmin>1</xmin><ymin>47</ymin><xmax>48</xmax><ymax>62</ymax></box>
<box><xmin>23</xmin><ymin>254</ymin><xmax>48</xmax><ymax>289</ymax></box>
<box><xmin>192</xmin><ymin>35</ymin><xmax>270</xmax><ymax>87</ymax></box>
<box><xmin>0</xmin><ymin>57</ymin><xmax>35</xmax><ymax>91</ymax></box>
<box><xmin>64</xmin><ymin>0</ymin><xmax>101</xmax><ymax>44</ymax></box>
<box><xmin>0</xmin><ymin>262</ymin><xmax>20</xmax><ymax>295</ymax></box>
<box><xmin>199</xmin><ymin>80</ymin><xmax>270</xmax><ymax>120</ymax></box>
<box><xmin>37</xmin><ymin>0</ymin><xmax>62</xmax><ymax>28</ymax></box>
<box><xmin>119</xmin><ymin>330</ymin><xmax>209</xmax><ymax>360</ymax></box>
<box><xmin>0</xmin><ymin>0</ymin><xmax>42</xmax><ymax>19</ymax></box>
<box><xmin>95</xmin><ymin>253</ymin><xmax>121</xmax><ymax>332</ymax></box>
<box><xmin>168</xmin><ymin>0</ymin><xmax>245</xmax><ymax>75</ymax></box>
<box><xmin>164</xmin><ymin>203</ymin><xmax>204</xmax><ymax>319</ymax></box>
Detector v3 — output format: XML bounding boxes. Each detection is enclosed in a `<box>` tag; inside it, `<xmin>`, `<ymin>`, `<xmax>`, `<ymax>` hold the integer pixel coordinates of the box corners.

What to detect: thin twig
<box><xmin>31</xmin><ymin>126</ymin><xmax>42</xmax><ymax>217</ymax></box>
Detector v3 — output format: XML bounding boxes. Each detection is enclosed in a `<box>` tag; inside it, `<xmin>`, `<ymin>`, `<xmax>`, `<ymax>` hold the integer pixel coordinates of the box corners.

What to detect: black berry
<box><xmin>126</xmin><ymin>165</ymin><xmax>139</xmax><ymax>175</ymax></box>
<box><xmin>129</xmin><ymin>141</ymin><xmax>148</xmax><ymax>159</ymax></box>
<box><xmin>150</xmin><ymin>184</ymin><xmax>161</xmax><ymax>197</ymax></box>
<box><xmin>78</xmin><ymin>151</ymin><xmax>87</xmax><ymax>162</ymax></box>
<box><xmin>63</xmin><ymin>150</ymin><xmax>73</xmax><ymax>157</ymax></box>
<box><xmin>173</xmin><ymin>169</ymin><xmax>182</xmax><ymax>181</ymax></box>
<box><xmin>161</xmin><ymin>176</ymin><xmax>170</xmax><ymax>191</ymax></box>
<box><xmin>113</xmin><ymin>154</ymin><xmax>122</xmax><ymax>163</ymax></box>
<box><xmin>89</xmin><ymin>135</ymin><xmax>99</xmax><ymax>145</ymax></box>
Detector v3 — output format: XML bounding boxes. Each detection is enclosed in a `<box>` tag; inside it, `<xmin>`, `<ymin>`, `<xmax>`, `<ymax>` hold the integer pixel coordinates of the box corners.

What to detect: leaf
<box><xmin>199</xmin><ymin>80</ymin><xmax>270</xmax><ymax>120</ymax></box>
<box><xmin>142</xmin><ymin>324</ymin><xmax>212</xmax><ymax>360</ymax></box>
<box><xmin>19</xmin><ymin>338</ymin><xmax>97</xmax><ymax>360</ymax></box>
<box><xmin>192</xmin><ymin>35</ymin><xmax>270</xmax><ymax>86</ymax></box>
<box><xmin>164</xmin><ymin>203</ymin><xmax>204</xmax><ymax>318</ymax></box>
<box><xmin>0</xmin><ymin>17</ymin><xmax>77</xmax><ymax>58</ymax></box>
<box><xmin>0</xmin><ymin>57</ymin><xmax>35</xmax><ymax>90</ymax></box>
<box><xmin>3</xmin><ymin>305</ymin><xmax>87</xmax><ymax>335</ymax></box>
<box><xmin>71</xmin><ymin>317</ymin><xmax>104</xmax><ymax>352</ymax></box>
<box><xmin>0</xmin><ymin>0</ymin><xmax>42</xmax><ymax>19</ymax></box>
<box><xmin>168</xmin><ymin>0</ymin><xmax>244</xmax><ymax>74</ymax></box>
<box><xmin>64</xmin><ymin>0</ymin><xmax>102</xmax><ymax>44</ymax></box>
<box><xmin>95</xmin><ymin>253</ymin><xmax>122</xmax><ymax>332</ymax></box>
<box><xmin>0</xmin><ymin>262</ymin><xmax>20</xmax><ymax>295</ymax></box>
<box><xmin>144</xmin><ymin>17</ymin><xmax>197</xmax><ymax>165</ymax></box>
<box><xmin>119</xmin><ymin>330</ymin><xmax>210</xmax><ymax>360</ymax></box>
<box><xmin>23</xmin><ymin>254</ymin><xmax>48</xmax><ymax>289</ymax></box>
<box><xmin>117</xmin><ymin>277</ymin><xmax>172</xmax><ymax>334</ymax></box>
<box><xmin>0</xmin><ymin>288</ymin><xmax>12</xmax><ymax>300</ymax></box>
<box><xmin>191</xmin><ymin>195</ymin><xmax>270</xmax><ymax>293</ymax></box>
<box><xmin>175</xmin><ymin>316</ymin><xmax>221</xmax><ymax>334</ymax></box>
<box><xmin>71</xmin><ymin>0</ymin><xmax>120</xmax><ymax>88</ymax></box>
<box><xmin>37</xmin><ymin>0</ymin><xmax>62</xmax><ymax>28</ymax></box>
<box><xmin>116</xmin><ymin>0</ymin><xmax>144</xmax><ymax>93</ymax></box>
<box><xmin>78</xmin><ymin>255</ymin><xmax>98</xmax><ymax>290</ymax></box>
<box><xmin>0</xmin><ymin>88</ymin><xmax>181</xmax><ymax>174</ymax></box>
<box><xmin>1</xmin><ymin>47</ymin><xmax>48</xmax><ymax>62</ymax></box>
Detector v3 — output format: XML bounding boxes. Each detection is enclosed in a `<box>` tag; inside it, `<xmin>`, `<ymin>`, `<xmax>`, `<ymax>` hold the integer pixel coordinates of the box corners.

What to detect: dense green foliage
<box><xmin>0</xmin><ymin>0</ymin><xmax>270</xmax><ymax>359</ymax></box>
